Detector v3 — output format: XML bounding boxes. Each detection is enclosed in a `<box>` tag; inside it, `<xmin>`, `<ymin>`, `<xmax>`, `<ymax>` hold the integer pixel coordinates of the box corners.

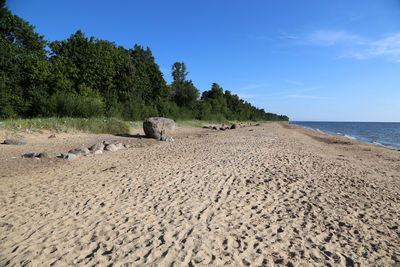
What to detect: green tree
<box><xmin>0</xmin><ymin>0</ymin><xmax>49</xmax><ymax>117</ymax></box>
<box><xmin>129</xmin><ymin>45</ymin><xmax>168</xmax><ymax>114</ymax></box>
<box><xmin>201</xmin><ymin>83</ymin><xmax>229</xmax><ymax>120</ymax></box>
<box><xmin>170</xmin><ymin>62</ymin><xmax>199</xmax><ymax>109</ymax></box>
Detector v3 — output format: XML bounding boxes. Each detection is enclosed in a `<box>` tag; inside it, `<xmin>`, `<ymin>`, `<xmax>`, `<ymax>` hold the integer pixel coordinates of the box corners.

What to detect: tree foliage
<box><xmin>0</xmin><ymin>2</ymin><xmax>289</xmax><ymax>122</ymax></box>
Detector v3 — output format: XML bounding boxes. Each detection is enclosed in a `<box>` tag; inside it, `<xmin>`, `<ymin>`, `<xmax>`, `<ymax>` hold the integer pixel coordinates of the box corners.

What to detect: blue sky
<box><xmin>7</xmin><ymin>0</ymin><xmax>400</xmax><ymax>121</ymax></box>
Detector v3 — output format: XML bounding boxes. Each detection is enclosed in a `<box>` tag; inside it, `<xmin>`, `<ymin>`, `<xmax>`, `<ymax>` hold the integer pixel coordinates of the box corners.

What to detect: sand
<box><xmin>0</xmin><ymin>122</ymin><xmax>399</xmax><ymax>266</ymax></box>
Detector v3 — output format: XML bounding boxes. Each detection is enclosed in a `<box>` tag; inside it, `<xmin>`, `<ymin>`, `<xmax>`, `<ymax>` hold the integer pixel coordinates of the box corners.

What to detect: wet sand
<box><xmin>0</xmin><ymin>122</ymin><xmax>399</xmax><ymax>266</ymax></box>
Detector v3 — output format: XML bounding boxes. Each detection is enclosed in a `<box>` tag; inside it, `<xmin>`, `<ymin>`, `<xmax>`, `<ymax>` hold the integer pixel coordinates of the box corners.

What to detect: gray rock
<box><xmin>89</xmin><ymin>142</ymin><xmax>104</xmax><ymax>153</ymax></box>
<box><xmin>231</xmin><ymin>124</ymin><xmax>239</xmax><ymax>129</ymax></box>
<box><xmin>103</xmin><ymin>140</ymin><xmax>112</xmax><ymax>146</ymax></box>
<box><xmin>69</xmin><ymin>147</ymin><xmax>90</xmax><ymax>155</ymax></box>
<box><xmin>38</xmin><ymin>152</ymin><xmax>57</xmax><ymax>159</ymax></box>
<box><xmin>22</xmin><ymin>153</ymin><xmax>36</xmax><ymax>158</ymax></box>
<box><xmin>115</xmin><ymin>143</ymin><xmax>126</xmax><ymax>150</ymax></box>
<box><xmin>93</xmin><ymin>150</ymin><xmax>103</xmax><ymax>155</ymax></box>
<box><xmin>3</xmin><ymin>138</ymin><xmax>27</xmax><ymax>145</ymax></box>
<box><xmin>105</xmin><ymin>144</ymin><xmax>118</xmax><ymax>152</ymax></box>
<box><xmin>59</xmin><ymin>153</ymin><xmax>77</xmax><ymax>160</ymax></box>
<box><xmin>160</xmin><ymin>136</ymin><xmax>174</xmax><ymax>142</ymax></box>
<box><xmin>143</xmin><ymin>117</ymin><xmax>175</xmax><ymax>139</ymax></box>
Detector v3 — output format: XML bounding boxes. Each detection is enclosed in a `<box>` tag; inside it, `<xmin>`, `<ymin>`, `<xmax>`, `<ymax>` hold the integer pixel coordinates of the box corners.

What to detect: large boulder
<box><xmin>143</xmin><ymin>117</ymin><xmax>175</xmax><ymax>139</ymax></box>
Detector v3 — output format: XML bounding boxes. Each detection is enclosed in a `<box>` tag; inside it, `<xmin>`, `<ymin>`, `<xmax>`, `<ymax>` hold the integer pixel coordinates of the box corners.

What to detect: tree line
<box><xmin>0</xmin><ymin>2</ymin><xmax>289</xmax><ymax>122</ymax></box>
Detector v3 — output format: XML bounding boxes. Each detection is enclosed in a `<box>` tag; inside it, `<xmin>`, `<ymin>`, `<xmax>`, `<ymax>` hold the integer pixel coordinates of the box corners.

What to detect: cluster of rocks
<box><xmin>21</xmin><ymin>141</ymin><xmax>127</xmax><ymax>160</ymax></box>
<box><xmin>143</xmin><ymin>117</ymin><xmax>175</xmax><ymax>142</ymax></box>
<box><xmin>203</xmin><ymin>123</ymin><xmax>239</xmax><ymax>131</ymax></box>
<box><xmin>203</xmin><ymin>122</ymin><xmax>261</xmax><ymax>131</ymax></box>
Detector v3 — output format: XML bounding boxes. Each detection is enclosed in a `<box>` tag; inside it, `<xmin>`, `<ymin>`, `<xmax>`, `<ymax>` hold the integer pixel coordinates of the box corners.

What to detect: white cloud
<box><xmin>307</xmin><ymin>30</ymin><xmax>361</xmax><ymax>46</ymax></box>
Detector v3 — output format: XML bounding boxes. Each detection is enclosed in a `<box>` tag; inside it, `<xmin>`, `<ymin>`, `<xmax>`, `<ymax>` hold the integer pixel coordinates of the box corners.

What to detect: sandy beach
<box><xmin>0</xmin><ymin>122</ymin><xmax>399</xmax><ymax>266</ymax></box>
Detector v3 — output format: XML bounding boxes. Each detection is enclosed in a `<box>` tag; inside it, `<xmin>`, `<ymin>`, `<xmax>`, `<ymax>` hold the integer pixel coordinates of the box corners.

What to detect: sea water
<box><xmin>291</xmin><ymin>121</ymin><xmax>400</xmax><ymax>150</ymax></box>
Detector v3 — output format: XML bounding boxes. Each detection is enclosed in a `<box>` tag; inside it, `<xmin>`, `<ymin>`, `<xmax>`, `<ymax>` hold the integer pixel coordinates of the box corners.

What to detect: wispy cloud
<box><xmin>237</xmin><ymin>93</ymin><xmax>258</xmax><ymax>99</ymax></box>
<box><xmin>285</xmin><ymin>80</ymin><xmax>304</xmax><ymax>86</ymax></box>
<box><xmin>235</xmin><ymin>84</ymin><xmax>266</xmax><ymax>91</ymax></box>
<box><xmin>302</xmin><ymin>30</ymin><xmax>400</xmax><ymax>62</ymax></box>
<box><xmin>362</xmin><ymin>33</ymin><xmax>400</xmax><ymax>61</ymax></box>
<box><xmin>306</xmin><ymin>30</ymin><xmax>361</xmax><ymax>46</ymax></box>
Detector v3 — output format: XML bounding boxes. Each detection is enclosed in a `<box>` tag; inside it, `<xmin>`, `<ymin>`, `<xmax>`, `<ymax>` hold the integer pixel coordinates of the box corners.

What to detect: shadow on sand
<box><xmin>115</xmin><ymin>133</ymin><xmax>147</xmax><ymax>139</ymax></box>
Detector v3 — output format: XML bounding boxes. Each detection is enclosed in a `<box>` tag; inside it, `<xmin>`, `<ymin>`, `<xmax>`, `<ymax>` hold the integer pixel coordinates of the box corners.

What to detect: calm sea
<box><xmin>291</xmin><ymin>121</ymin><xmax>400</xmax><ymax>150</ymax></box>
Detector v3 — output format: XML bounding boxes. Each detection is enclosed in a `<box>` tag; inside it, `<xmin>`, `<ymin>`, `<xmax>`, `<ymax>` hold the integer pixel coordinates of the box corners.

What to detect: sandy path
<box><xmin>0</xmin><ymin>123</ymin><xmax>399</xmax><ymax>266</ymax></box>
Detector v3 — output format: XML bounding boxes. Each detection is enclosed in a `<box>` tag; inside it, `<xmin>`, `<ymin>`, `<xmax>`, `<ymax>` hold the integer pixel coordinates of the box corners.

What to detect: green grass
<box><xmin>127</xmin><ymin>121</ymin><xmax>143</xmax><ymax>128</ymax></box>
<box><xmin>175</xmin><ymin>119</ymin><xmax>237</xmax><ymax>127</ymax></box>
<box><xmin>0</xmin><ymin>117</ymin><xmax>130</xmax><ymax>134</ymax></box>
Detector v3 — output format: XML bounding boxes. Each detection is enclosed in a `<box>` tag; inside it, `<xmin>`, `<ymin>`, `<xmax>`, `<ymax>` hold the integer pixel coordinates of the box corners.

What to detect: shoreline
<box><xmin>1</xmin><ymin>122</ymin><xmax>399</xmax><ymax>266</ymax></box>
<box><xmin>289</xmin><ymin>121</ymin><xmax>400</xmax><ymax>151</ymax></box>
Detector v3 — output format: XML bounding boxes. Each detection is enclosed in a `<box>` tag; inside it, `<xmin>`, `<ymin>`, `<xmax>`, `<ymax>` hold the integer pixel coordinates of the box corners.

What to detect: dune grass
<box><xmin>0</xmin><ymin>117</ymin><xmax>130</xmax><ymax>134</ymax></box>
<box><xmin>128</xmin><ymin>119</ymin><xmax>234</xmax><ymax>129</ymax></box>
<box><xmin>0</xmin><ymin>117</ymin><xmax>271</xmax><ymax>137</ymax></box>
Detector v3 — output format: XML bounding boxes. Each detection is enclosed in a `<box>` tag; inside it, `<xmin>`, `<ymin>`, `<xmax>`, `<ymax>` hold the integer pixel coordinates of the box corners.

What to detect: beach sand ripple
<box><xmin>0</xmin><ymin>123</ymin><xmax>399</xmax><ymax>266</ymax></box>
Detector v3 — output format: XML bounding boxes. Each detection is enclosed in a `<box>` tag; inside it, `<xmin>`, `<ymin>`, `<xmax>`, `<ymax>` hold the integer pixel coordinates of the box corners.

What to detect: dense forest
<box><xmin>0</xmin><ymin>2</ymin><xmax>289</xmax><ymax>122</ymax></box>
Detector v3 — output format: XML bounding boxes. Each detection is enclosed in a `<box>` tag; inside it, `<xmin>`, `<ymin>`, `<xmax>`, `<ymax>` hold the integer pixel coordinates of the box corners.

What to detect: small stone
<box><xmin>231</xmin><ymin>124</ymin><xmax>239</xmax><ymax>129</ymax></box>
<box><xmin>160</xmin><ymin>136</ymin><xmax>174</xmax><ymax>142</ymax></box>
<box><xmin>60</xmin><ymin>153</ymin><xmax>77</xmax><ymax>160</ymax></box>
<box><xmin>3</xmin><ymin>138</ymin><xmax>27</xmax><ymax>145</ymax></box>
<box><xmin>38</xmin><ymin>152</ymin><xmax>57</xmax><ymax>159</ymax></box>
<box><xmin>115</xmin><ymin>143</ymin><xmax>125</xmax><ymax>150</ymax></box>
<box><xmin>105</xmin><ymin>144</ymin><xmax>118</xmax><ymax>152</ymax></box>
<box><xmin>89</xmin><ymin>142</ymin><xmax>104</xmax><ymax>153</ymax></box>
<box><xmin>68</xmin><ymin>147</ymin><xmax>90</xmax><ymax>155</ymax></box>
<box><xmin>93</xmin><ymin>150</ymin><xmax>103</xmax><ymax>155</ymax></box>
<box><xmin>22</xmin><ymin>153</ymin><xmax>36</xmax><ymax>158</ymax></box>
<box><xmin>48</xmin><ymin>134</ymin><xmax>56</xmax><ymax>139</ymax></box>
